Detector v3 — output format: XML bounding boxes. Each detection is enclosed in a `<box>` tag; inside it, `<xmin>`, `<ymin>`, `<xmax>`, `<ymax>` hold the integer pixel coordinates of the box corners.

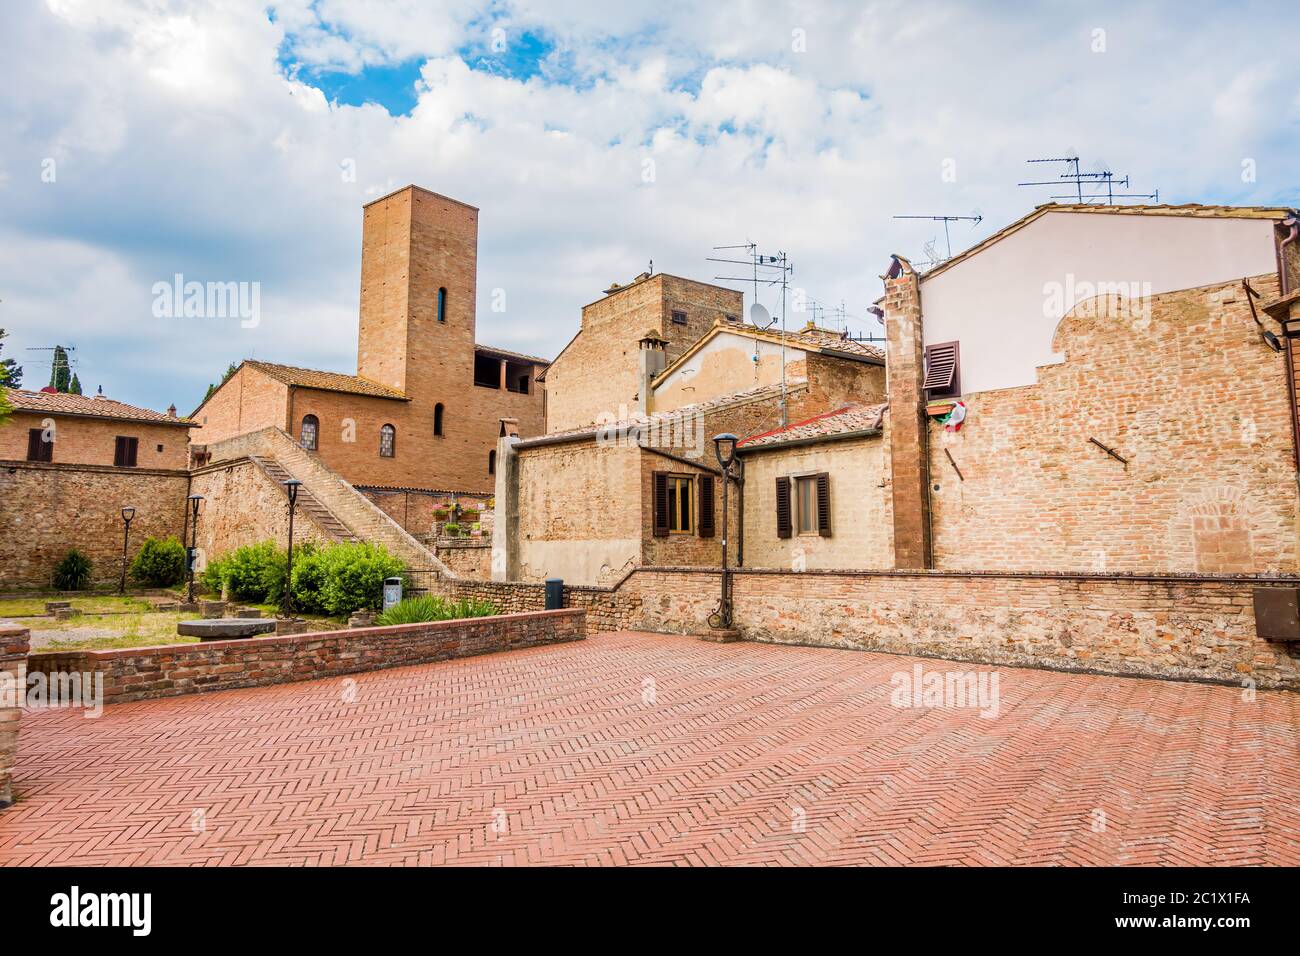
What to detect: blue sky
<box><xmin>0</xmin><ymin>0</ymin><xmax>1296</xmax><ymax>412</ymax></box>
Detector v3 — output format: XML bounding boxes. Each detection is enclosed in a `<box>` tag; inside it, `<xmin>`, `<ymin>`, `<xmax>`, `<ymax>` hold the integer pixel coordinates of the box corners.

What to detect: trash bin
<box><xmin>545</xmin><ymin>578</ymin><xmax>564</xmax><ymax>610</ymax></box>
<box><xmin>382</xmin><ymin>577</ymin><xmax>403</xmax><ymax>611</ymax></box>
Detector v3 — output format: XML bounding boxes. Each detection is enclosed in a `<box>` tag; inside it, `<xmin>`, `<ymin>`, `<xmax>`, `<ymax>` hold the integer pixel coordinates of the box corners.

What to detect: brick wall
<box><xmin>928</xmin><ymin>274</ymin><xmax>1299</xmax><ymax>574</ymax></box>
<box><xmin>26</xmin><ymin>609</ymin><xmax>585</xmax><ymax>705</ymax></box>
<box><xmin>436</xmin><ymin>540</ymin><xmax>493</xmax><ymax>577</ymax></box>
<box><xmin>1</xmin><ymin>410</ymin><xmax>190</xmax><ymax>470</ymax></box>
<box><xmin>0</xmin><ymin>625</ymin><xmax>29</xmax><ymax>808</ymax></box>
<box><xmin>0</xmin><ymin>461</ymin><xmax>189</xmax><ymax>588</ymax></box>
<box><xmin>882</xmin><ymin>257</ymin><xmax>931</xmax><ymax>568</ymax></box>
<box><xmin>545</xmin><ymin>274</ymin><xmax>743</xmax><ymax>433</ymax></box>
<box><xmin>741</xmin><ymin>435</ymin><xmax>893</xmax><ymax>570</ymax></box>
<box><xmin>189</xmin><ymin>457</ymin><xmax>334</xmax><ymax>566</ymax></box>
<box><xmin>435</xmin><ymin>566</ymin><xmax>1300</xmax><ymax>688</ymax></box>
<box><xmin>188</xmin><ymin>364</ymin><xmax>287</xmax><ymax>447</ymax></box>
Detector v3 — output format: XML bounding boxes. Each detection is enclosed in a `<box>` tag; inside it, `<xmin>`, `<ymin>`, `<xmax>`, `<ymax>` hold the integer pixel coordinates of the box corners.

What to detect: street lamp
<box><xmin>118</xmin><ymin>506</ymin><xmax>136</xmax><ymax>594</ymax></box>
<box><xmin>709</xmin><ymin>433</ymin><xmax>740</xmax><ymax>630</ymax></box>
<box><xmin>186</xmin><ymin>494</ymin><xmax>204</xmax><ymax>603</ymax></box>
<box><xmin>282</xmin><ymin>479</ymin><xmax>302</xmax><ymax>619</ymax></box>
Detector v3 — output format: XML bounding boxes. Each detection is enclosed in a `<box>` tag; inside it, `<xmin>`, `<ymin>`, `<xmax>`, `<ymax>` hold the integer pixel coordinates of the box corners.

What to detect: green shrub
<box><xmin>443</xmin><ymin>522</ymin><xmax>461</xmax><ymax>537</ymax></box>
<box><xmin>217</xmin><ymin>540</ymin><xmax>278</xmax><ymax>601</ymax></box>
<box><xmin>53</xmin><ymin>549</ymin><xmax>93</xmax><ymax>590</ymax></box>
<box><xmin>317</xmin><ymin>542</ymin><xmax>405</xmax><ymax>616</ymax></box>
<box><xmin>129</xmin><ymin>536</ymin><xmax>187</xmax><ymax>586</ymax></box>
<box><xmin>290</xmin><ymin>548</ymin><xmax>329</xmax><ymax>614</ymax></box>
<box><xmin>375</xmin><ymin>595</ymin><xmax>498</xmax><ymax>626</ymax></box>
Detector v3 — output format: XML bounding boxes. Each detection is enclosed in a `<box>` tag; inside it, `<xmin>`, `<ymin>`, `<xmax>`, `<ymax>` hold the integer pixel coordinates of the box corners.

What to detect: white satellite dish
<box><xmin>749</xmin><ymin>302</ymin><xmax>773</xmax><ymax>329</ymax></box>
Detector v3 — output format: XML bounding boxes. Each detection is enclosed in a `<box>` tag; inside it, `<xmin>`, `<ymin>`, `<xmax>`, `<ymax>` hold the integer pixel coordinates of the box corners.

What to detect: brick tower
<box><xmin>357</xmin><ymin>186</ymin><xmax>480</xmax><ymax>402</ymax></box>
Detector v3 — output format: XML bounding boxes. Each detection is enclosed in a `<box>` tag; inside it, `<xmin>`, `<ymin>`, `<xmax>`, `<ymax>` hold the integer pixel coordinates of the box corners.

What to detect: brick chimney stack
<box><xmin>635</xmin><ymin>330</ymin><xmax>669</xmax><ymax>416</ymax></box>
<box><xmin>882</xmin><ymin>255</ymin><xmax>932</xmax><ymax>569</ymax></box>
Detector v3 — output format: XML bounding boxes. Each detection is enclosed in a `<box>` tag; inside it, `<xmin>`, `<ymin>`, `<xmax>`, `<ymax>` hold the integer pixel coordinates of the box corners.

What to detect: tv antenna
<box><xmin>25</xmin><ymin>345</ymin><xmax>79</xmax><ymax>368</ymax></box>
<box><xmin>892</xmin><ymin>213</ymin><xmax>983</xmax><ymax>263</ymax></box>
<box><xmin>707</xmin><ymin>242</ymin><xmax>795</xmax><ymax>425</ymax></box>
<box><xmin>1019</xmin><ymin>155</ymin><xmax>1159</xmax><ymax>206</ymax></box>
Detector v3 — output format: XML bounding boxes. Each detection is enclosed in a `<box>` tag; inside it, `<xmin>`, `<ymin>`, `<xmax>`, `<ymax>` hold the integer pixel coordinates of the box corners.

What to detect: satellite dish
<box><xmin>749</xmin><ymin>302</ymin><xmax>773</xmax><ymax>329</ymax></box>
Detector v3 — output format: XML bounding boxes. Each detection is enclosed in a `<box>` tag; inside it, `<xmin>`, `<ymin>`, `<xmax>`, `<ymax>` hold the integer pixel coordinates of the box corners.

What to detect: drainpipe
<box><xmin>1275</xmin><ymin>215</ymin><xmax>1300</xmax><ymax>479</ymax></box>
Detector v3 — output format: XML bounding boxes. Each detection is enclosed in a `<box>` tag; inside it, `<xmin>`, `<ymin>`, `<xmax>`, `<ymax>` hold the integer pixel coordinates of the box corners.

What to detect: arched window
<box><xmin>488</xmin><ymin>449</ymin><xmax>496</xmax><ymax>475</ymax></box>
<box><xmin>437</xmin><ymin>287</ymin><xmax>447</xmax><ymax>323</ymax></box>
<box><xmin>379</xmin><ymin>424</ymin><xmax>396</xmax><ymax>458</ymax></box>
<box><xmin>434</xmin><ymin>403</ymin><xmax>444</xmax><ymax>437</ymax></box>
<box><xmin>300</xmin><ymin>414</ymin><xmax>319</xmax><ymax>451</ymax></box>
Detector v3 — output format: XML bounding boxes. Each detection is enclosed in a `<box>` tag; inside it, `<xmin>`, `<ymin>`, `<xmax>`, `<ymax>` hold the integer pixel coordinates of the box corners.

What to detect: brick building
<box><xmin>0</xmin><ymin>389</ymin><xmax>193</xmax><ymax>587</ymax></box>
<box><xmin>192</xmin><ymin>186</ymin><xmax>548</xmax><ymax>496</ymax></box>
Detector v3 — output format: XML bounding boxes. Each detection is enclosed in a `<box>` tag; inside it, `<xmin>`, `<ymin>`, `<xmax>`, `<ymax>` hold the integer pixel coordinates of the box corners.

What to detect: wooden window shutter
<box><xmin>816</xmin><ymin>472</ymin><xmax>832</xmax><ymax>537</ymax></box>
<box><xmin>923</xmin><ymin>341</ymin><xmax>960</xmax><ymax>397</ymax></box>
<box><xmin>652</xmin><ymin>471</ymin><xmax>669</xmax><ymax>537</ymax></box>
<box><xmin>27</xmin><ymin>428</ymin><xmax>51</xmax><ymax>462</ymax></box>
<box><xmin>698</xmin><ymin>474</ymin><xmax>715</xmax><ymax>537</ymax></box>
<box><xmin>775</xmin><ymin>476</ymin><xmax>792</xmax><ymax>539</ymax></box>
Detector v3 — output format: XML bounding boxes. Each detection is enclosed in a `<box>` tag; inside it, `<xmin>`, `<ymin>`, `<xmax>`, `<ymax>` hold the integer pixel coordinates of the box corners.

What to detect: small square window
<box><xmin>671</xmin><ymin>310</ymin><xmax>687</xmax><ymax>325</ymax></box>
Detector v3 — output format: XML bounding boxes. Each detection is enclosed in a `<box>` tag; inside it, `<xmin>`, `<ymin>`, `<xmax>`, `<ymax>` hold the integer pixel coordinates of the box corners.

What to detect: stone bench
<box><xmin>177</xmin><ymin>618</ymin><xmax>277</xmax><ymax>641</ymax></box>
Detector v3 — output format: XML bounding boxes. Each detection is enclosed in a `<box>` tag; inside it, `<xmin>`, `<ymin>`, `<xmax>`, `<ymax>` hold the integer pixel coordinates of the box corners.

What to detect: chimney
<box><xmin>167</xmin><ymin>403</ymin><xmax>178</xmax><ymax>418</ymax></box>
<box><xmin>499</xmin><ymin>417</ymin><xmax>520</xmax><ymax>439</ymax></box>
<box><xmin>882</xmin><ymin>255</ymin><xmax>932</xmax><ymax>569</ymax></box>
<box><xmin>635</xmin><ymin>330</ymin><xmax>669</xmax><ymax>416</ymax></box>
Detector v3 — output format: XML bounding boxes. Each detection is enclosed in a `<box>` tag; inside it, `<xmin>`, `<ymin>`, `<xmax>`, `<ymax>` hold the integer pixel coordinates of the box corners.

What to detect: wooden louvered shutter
<box><xmin>653</xmin><ymin>471</ymin><xmax>669</xmax><ymax>537</ymax></box>
<box><xmin>27</xmin><ymin>428</ymin><xmax>50</xmax><ymax>462</ymax></box>
<box><xmin>816</xmin><ymin>472</ymin><xmax>832</xmax><ymax>537</ymax></box>
<box><xmin>698</xmin><ymin>474</ymin><xmax>715</xmax><ymax>538</ymax></box>
<box><xmin>775</xmin><ymin>476</ymin><xmax>792</xmax><ymax>539</ymax></box>
<box><xmin>923</xmin><ymin>341</ymin><xmax>960</xmax><ymax>397</ymax></box>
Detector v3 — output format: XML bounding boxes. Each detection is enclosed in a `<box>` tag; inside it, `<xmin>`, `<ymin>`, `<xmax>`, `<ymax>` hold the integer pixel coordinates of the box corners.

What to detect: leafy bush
<box><xmin>318</xmin><ymin>542</ymin><xmax>405</xmax><ymax>616</ymax></box>
<box><xmin>443</xmin><ymin>523</ymin><xmax>461</xmax><ymax>537</ymax></box>
<box><xmin>288</xmin><ymin>541</ymin><xmax>404</xmax><ymax>617</ymax></box>
<box><xmin>53</xmin><ymin>549</ymin><xmax>93</xmax><ymax>590</ymax></box>
<box><xmin>217</xmin><ymin>540</ymin><xmax>279</xmax><ymax>601</ymax></box>
<box><xmin>375</xmin><ymin>595</ymin><xmax>499</xmax><ymax>626</ymax></box>
<box><xmin>129</xmin><ymin>536</ymin><xmax>186</xmax><ymax>586</ymax></box>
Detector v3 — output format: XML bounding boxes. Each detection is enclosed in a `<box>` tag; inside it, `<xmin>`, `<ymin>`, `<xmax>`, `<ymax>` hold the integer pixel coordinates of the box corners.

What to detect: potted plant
<box><xmin>443</xmin><ymin>522</ymin><xmax>461</xmax><ymax>537</ymax></box>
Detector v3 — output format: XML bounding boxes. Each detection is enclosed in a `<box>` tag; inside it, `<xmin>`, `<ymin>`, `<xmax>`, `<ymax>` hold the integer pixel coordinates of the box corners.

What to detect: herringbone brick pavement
<box><xmin>1</xmin><ymin>632</ymin><xmax>1295</xmax><ymax>866</ymax></box>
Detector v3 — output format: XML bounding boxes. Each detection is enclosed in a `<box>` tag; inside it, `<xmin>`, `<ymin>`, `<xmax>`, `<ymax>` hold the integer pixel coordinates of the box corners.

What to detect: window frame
<box><xmin>114</xmin><ymin>435</ymin><xmax>139</xmax><ymax>468</ymax></box>
<box><xmin>671</xmin><ymin>310</ymin><xmax>688</xmax><ymax>326</ymax></box>
<box><xmin>379</xmin><ymin>423</ymin><xmax>396</xmax><ymax>458</ymax></box>
<box><xmin>794</xmin><ymin>474</ymin><xmax>818</xmax><ymax>535</ymax></box>
<box><xmin>666</xmin><ymin>474</ymin><xmax>694</xmax><ymax>534</ymax></box>
<box><xmin>300</xmin><ymin>414</ymin><xmax>319</xmax><ymax>451</ymax></box>
<box><xmin>437</xmin><ymin>287</ymin><xmax>447</xmax><ymax>323</ymax></box>
<box><xmin>434</xmin><ymin>403</ymin><xmax>444</xmax><ymax>437</ymax></box>
<box><xmin>26</xmin><ymin>427</ymin><xmax>53</xmax><ymax>463</ymax></box>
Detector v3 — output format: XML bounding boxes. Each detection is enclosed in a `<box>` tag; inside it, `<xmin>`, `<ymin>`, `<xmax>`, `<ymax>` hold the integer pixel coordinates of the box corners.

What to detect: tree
<box><xmin>0</xmin><ymin>328</ymin><xmax>20</xmax><ymax>388</ymax></box>
<box><xmin>68</xmin><ymin>373</ymin><xmax>82</xmax><ymax>395</ymax></box>
<box><xmin>203</xmin><ymin>361</ymin><xmax>240</xmax><ymax>402</ymax></box>
<box><xmin>47</xmin><ymin>345</ymin><xmax>71</xmax><ymax>392</ymax></box>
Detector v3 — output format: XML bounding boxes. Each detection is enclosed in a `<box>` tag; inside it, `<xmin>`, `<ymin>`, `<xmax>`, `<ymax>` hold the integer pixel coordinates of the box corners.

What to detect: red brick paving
<box><xmin>1</xmin><ymin>632</ymin><xmax>1296</xmax><ymax>866</ymax></box>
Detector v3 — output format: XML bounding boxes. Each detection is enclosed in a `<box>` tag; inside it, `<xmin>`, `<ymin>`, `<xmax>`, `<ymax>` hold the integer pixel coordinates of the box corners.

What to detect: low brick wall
<box><xmin>26</xmin><ymin>609</ymin><xmax>585</xmax><ymax>705</ymax></box>
<box><xmin>438</xmin><ymin>567</ymin><xmax>1300</xmax><ymax>689</ymax></box>
<box><xmin>436</xmin><ymin>540</ymin><xmax>494</xmax><ymax>578</ymax></box>
<box><xmin>0</xmin><ymin>626</ymin><xmax>30</xmax><ymax>808</ymax></box>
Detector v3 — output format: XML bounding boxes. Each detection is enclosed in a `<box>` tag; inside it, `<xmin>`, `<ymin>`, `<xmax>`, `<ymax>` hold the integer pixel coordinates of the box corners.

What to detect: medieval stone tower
<box><xmin>357</xmin><ymin>186</ymin><xmax>480</xmax><ymax>403</ymax></box>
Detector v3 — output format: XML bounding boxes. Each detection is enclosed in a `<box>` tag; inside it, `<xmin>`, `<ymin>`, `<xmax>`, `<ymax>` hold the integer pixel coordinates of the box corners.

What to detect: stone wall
<box><xmin>0</xmin><ymin>461</ymin><xmax>189</xmax><ymax>588</ymax></box>
<box><xmin>26</xmin><ymin>609</ymin><xmax>585</xmax><ymax>705</ymax></box>
<box><xmin>189</xmin><ymin>457</ymin><xmax>334</xmax><ymax>566</ymax></box>
<box><xmin>436</xmin><ymin>566</ymin><xmax>1300</xmax><ymax>688</ymax></box>
<box><xmin>0</xmin><ymin>625</ymin><xmax>29</xmax><ymax>808</ymax></box>
<box><xmin>435</xmin><ymin>540</ymin><xmax>493</xmax><ymax>577</ymax></box>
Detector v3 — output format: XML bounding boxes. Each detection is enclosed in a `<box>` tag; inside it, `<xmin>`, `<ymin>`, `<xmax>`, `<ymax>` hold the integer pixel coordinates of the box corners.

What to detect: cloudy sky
<box><xmin>1</xmin><ymin>0</ymin><xmax>1296</xmax><ymax>412</ymax></box>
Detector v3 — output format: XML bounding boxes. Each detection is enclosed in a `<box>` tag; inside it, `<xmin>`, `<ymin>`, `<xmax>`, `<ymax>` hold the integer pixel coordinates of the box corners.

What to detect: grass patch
<box><xmin>25</xmin><ymin>611</ymin><xmax>198</xmax><ymax>652</ymax></box>
<box><xmin>0</xmin><ymin>595</ymin><xmax>155</xmax><ymax>618</ymax></box>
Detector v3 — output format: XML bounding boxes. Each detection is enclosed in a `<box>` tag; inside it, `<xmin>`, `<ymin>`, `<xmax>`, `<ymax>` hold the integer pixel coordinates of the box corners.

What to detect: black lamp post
<box><xmin>186</xmin><ymin>494</ymin><xmax>204</xmax><ymax>603</ymax></box>
<box><xmin>118</xmin><ymin>506</ymin><xmax>136</xmax><ymax>594</ymax></box>
<box><xmin>709</xmin><ymin>433</ymin><xmax>739</xmax><ymax>629</ymax></box>
<box><xmin>282</xmin><ymin>479</ymin><xmax>302</xmax><ymax>619</ymax></box>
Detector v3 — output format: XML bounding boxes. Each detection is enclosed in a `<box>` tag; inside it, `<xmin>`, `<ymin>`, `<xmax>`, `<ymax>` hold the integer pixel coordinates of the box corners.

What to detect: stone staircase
<box><xmin>205</xmin><ymin>427</ymin><xmax>453</xmax><ymax>577</ymax></box>
<box><xmin>249</xmin><ymin>456</ymin><xmax>357</xmax><ymax>542</ymax></box>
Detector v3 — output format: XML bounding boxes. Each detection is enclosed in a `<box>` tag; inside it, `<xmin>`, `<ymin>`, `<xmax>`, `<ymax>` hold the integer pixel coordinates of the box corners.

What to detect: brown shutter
<box><xmin>816</xmin><ymin>472</ymin><xmax>832</xmax><ymax>537</ymax></box>
<box><xmin>27</xmin><ymin>428</ymin><xmax>50</xmax><ymax>462</ymax></box>
<box><xmin>775</xmin><ymin>476</ymin><xmax>792</xmax><ymax>539</ymax></box>
<box><xmin>653</xmin><ymin>471</ymin><xmax>669</xmax><ymax>537</ymax></box>
<box><xmin>698</xmin><ymin>474</ymin><xmax>715</xmax><ymax>537</ymax></box>
<box><xmin>923</xmin><ymin>341</ymin><xmax>961</xmax><ymax>396</ymax></box>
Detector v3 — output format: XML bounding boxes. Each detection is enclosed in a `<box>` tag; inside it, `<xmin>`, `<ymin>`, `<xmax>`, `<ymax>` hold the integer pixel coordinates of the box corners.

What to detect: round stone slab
<box><xmin>177</xmin><ymin>618</ymin><xmax>278</xmax><ymax>641</ymax></box>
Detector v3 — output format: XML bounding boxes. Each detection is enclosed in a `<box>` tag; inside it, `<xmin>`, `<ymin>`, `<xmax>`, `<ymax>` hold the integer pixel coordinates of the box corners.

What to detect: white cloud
<box><xmin>0</xmin><ymin>0</ymin><xmax>1295</xmax><ymax>414</ymax></box>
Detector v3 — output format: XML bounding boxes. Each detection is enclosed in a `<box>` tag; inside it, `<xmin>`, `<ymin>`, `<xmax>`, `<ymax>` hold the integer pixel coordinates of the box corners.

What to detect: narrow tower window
<box><xmin>437</xmin><ymin>287</ymin><xmax>447</xmax><ymax>323</ymax></box>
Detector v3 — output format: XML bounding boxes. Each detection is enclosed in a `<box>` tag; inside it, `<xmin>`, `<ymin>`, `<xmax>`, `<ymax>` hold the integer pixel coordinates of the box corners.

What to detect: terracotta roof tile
<box><xmin>474</xmin><ymin>344</ymin><xmax>551</xmax><ymax>365</ymax></box>
<box><xmin>738</xmin><ymin>402</ymin><xmax>887</xmax><ymax>450</ymax></box>
<box><xmin>4</xmin><ymin>388</ymin><xmax>195</xmax><ymax>426</ymax></box>
<box><xmin>245</xmin><ymin>361</ymin><xmax>407</xmax><ymax>400</ymax></box>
